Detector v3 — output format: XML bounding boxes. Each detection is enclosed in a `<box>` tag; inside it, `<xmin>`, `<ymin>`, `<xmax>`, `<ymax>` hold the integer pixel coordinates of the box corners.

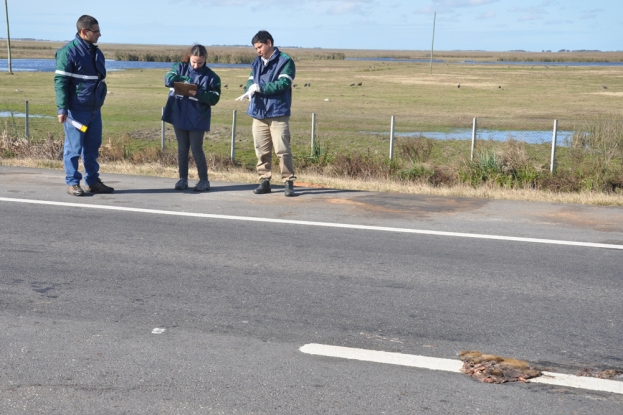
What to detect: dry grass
<box><xmin>3</xmin><ymin>40</ymin><xmax>623</xmax><ymax>62</ymax></box>
<box><xmin>0</xmin><ymin>41</ymin><xmax>342</xmax><ymax>63</ymax></box>
<box><xmin>3</xmin><ymin>156</ymin><xmax>623</xmax><ymax>206</ymax></box>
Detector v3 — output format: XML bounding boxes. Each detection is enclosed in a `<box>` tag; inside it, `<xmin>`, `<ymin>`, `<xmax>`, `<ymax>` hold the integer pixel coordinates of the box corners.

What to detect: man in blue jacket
<box><xmin>55</xmin><ymin>15</ymin><xmax>114</xmax><ymax>196</ymax></box>
<box><xmin>236</xmin><ymin>30</ymin><xmax>296</xmax><ymax>197</ymax></box>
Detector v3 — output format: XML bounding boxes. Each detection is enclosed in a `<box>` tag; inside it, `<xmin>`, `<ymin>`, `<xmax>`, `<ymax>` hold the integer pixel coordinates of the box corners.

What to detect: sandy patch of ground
<box><xmin>588</xmin><ymin>92</ymin><xmax>623</xmax><ymax>97</ymax></box>
<box><xmin>536</xmin><ymin>207</ymin><xmax>623</xmax><ymax>232</ymax></box>
<box><xmin>374</xmin><ymin>75</ymin><xmax>503</xmax><ymax>89</ymax></box>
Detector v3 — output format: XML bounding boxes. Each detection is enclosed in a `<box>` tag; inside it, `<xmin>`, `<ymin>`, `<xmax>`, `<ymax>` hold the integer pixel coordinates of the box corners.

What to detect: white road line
<box><xmin>300</xmin><ymin>343</ymin><xmax>463</xmax><ymax>372</ymax></box>
<box><xmin>530</xmin><ymin>372</ymin><xmax>623</xmax><ymax>394</ymax></box>
<box><xmin>1</xmin><ymin>196</ymin><xmax>623</xmax><ymax>250</ymax></box>
<box><xmin>300</xmin><ymin>344</ymin><xmax>623</xmax><ymax>395</ymax></box>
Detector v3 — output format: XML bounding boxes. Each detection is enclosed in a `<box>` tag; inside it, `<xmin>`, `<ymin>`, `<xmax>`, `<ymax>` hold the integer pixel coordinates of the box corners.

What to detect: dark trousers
<box><xmin>174</xmin><ymin>127</ymin><xmax>207</xmax><ymax>181</ymax></box>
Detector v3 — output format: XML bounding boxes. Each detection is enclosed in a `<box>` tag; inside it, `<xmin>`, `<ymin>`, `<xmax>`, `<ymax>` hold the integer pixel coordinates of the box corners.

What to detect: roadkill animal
<box><xmin>459</xmin><ymin>350</ymin><xmax>542</xmax><ymax>384</ymax></box>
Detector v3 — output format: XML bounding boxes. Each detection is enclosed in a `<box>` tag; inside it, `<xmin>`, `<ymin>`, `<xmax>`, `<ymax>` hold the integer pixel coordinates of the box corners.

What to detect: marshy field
<box><xmin>1</xmin><ymin>41</ymin><xmax>623</xmax><ymax>205</ymax></box>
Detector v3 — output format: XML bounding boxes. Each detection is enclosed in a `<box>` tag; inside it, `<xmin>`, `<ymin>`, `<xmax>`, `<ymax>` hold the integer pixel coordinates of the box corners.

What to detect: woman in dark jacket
<box><xmin>162</xmin><ymin>44</ymin><xmax>221</xmax><ymax>191</ymax></box>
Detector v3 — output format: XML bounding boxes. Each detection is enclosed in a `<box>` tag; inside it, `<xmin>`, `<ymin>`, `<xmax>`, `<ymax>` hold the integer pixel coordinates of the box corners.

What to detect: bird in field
<box><xmin>293</xmin><ymin>84</ymin><xmax>297</xmax><ymax>87</ymax></box>
<box><xmin>239</xmin><ymin>84</ymin><xmax>243</xmax><ymax>88</ymax></box>
<box><xmin>350</xmin><ymin>83</ymin><xmax>355</xmax><ymax>87</ymax></box>
<box><xmin>357</xmin><ymin>82</ymin><xmax>363</xmax><ymax>86</ymax></box>
<box><xmin>224</xmin><ymin>84</ymin><xmax>228</xmax><ymax>88</ymax></box>
<box><xmin>457</xmin><ymin>84</ymin><xmax>460</xmax><ymax>88</ymax></box>
<box><xmin>602</xmin><ymin>85</ymin><xmax>608</xmax><ymax>89</ymax></box>
<box><xmin>308</xmin><ymin>83</ymin><xmax>311</xmax><ymax>87</ymax></box>
<box><xmin>498</xmin><ymin>85</ymin><xmax>501</xmax><ymax>89</ymax></box>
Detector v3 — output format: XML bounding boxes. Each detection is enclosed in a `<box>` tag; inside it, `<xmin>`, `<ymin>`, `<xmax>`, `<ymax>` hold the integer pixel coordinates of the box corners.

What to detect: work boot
<box><xmin>253</xmin><ymin>179</ymin><xmax>271</xmax><ymax>194</ymax></box>
<box><xmin>67</xmin><ymin>184</ymin><xmax>85</xmax><ymax>196</ymax></box>
<box><xmin>174</xmin><ymin>178</ymin><xmax>188</xmax><ymax>190</ymax></box>
<box><xmin>87</xmin><ymin>178</ymin><xmax>114</xmax><ymax>193</ymax></box>
<box><xmin>284</xmin><ymin>180</ymin><xmax>295</xmax><ymax>197</ymax></box>
<box><xmin>193</xmin><ymin>180</ymin><xmax>210</xmax><ymax>192</ymax></box>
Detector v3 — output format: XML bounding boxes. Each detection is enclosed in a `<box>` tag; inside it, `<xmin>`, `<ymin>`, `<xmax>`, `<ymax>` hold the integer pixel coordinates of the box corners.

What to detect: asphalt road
<box><xmin>1</xmin><ymin>166</ymin><xmax>623</xmax><ymax>414</ymax></box>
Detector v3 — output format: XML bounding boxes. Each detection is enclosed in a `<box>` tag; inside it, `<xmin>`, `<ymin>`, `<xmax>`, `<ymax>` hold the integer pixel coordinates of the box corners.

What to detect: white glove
<box><xmin>235</xmin><ymin>83</ymin><xmax>261</xmax><ymax>101</ymax></box>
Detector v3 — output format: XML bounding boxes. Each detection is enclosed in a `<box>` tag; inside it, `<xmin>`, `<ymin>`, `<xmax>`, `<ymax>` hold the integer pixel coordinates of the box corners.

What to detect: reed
<box><xmin>5</xmin><ymin>40</ymin><xmax>622</xmax><ymax>63</ymax></box>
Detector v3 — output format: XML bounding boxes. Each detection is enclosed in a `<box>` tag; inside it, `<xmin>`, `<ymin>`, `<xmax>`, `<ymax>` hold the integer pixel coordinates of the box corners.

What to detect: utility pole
<box><xmin>4</xmin><ymin>0</ymin><xmax>12</xmax><ymax>74</ymax></box>
<box><xmin>429</xmin><ymin>11</ymin><xmax>436</xmax><ymax>75</ymax></box>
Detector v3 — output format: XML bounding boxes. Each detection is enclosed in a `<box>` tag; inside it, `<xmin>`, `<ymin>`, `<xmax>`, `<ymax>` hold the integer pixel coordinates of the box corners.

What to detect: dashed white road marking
<box><xmin>300</xmin><ymin>344</ymin><xmax>623</xmax><ymax>395</ymax></box>
<box><xmin>2</xmin><ymin>197</ymin><xmax>623</xmax><ymax>250</ymax></box>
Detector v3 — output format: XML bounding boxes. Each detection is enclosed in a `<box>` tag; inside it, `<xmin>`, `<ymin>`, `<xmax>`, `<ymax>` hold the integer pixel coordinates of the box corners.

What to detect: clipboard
<box><xmin>173</xmin><ymin>82</ymin><xmax>198</xmax><ymax>97</ymax></box>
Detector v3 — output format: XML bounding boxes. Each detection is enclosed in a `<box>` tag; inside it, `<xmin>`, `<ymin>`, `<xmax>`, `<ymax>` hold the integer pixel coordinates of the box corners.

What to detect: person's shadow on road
<box><xmin>112</xmin><ymin>184</ymin><xmax>359</xmax><ymax>197</ymax></box>
<box><xmin>112</xmin><ymin>184</ymin><xmax>257</xmax><ymax>195</ymax></box>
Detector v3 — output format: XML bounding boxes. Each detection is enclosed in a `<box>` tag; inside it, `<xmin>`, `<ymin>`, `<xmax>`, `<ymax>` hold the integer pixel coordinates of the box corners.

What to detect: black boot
<box><xmin>253</xmin><ymin>179</ymin><xmax>271</xmax><ymax>194</ymax></box>
<box><xmin>284</xmin><ymin>180</ymin><xmax>294</xmax><ymax>197</ymax></box>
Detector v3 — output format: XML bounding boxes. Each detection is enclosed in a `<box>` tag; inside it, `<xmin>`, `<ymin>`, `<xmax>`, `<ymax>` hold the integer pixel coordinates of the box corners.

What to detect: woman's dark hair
<box><xmin>182</xmin><ymin>44</ymin><xmax>208</xmax><ymax>66</ymax></box>
<box><xmin>251</xmin><ymin>30</ymin><xmax>273</xmax><ymax>46</ymax></box>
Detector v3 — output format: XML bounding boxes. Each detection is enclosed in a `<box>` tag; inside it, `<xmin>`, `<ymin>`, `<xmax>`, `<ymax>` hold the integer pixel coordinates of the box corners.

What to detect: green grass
<box><xmin>1</xmin><ymin>53</ymin><xmax>623</xmax><ymax>196</ymax></box>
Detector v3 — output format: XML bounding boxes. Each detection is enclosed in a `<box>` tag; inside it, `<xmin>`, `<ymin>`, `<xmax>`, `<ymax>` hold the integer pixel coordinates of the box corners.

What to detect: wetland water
<box><xmin>2</xmin><ymin>58</ymin><xmax>620</xmax><ymax>72</ymax></box>
<box><xmin>0</xmin><ymin>111</ymin><xmax>52</xmax><ymax>118</ymax></box>
<box><xmin>392</xmin><ymin>129</ymin><xmax>573</xmax><ymax>145</ymax></box>
<box><xmin>0</xmin><ymin>59</ymin><xmax>248</xmax><ymax>72</ymax></box>
<box><xmin>346</xmin><ymin>57</ymin><xmax>623</xmax><ymax>67</ymax></box>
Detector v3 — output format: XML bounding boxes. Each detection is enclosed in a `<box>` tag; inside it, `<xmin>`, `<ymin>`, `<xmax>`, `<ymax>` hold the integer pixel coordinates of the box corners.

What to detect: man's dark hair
<box><xmin>252</xmin><ymin>30</ymin><xmax>273</xmax><ymax>46</ymax></box>
<box><xmin>182</xmin><ymin>44</ymin><xmax>208</xmax><ymax>66</ymax></box>
<box><xmin>76</xmin><ymin>15</ymin><xmax>99</xmax><ymax>32</ymax></box>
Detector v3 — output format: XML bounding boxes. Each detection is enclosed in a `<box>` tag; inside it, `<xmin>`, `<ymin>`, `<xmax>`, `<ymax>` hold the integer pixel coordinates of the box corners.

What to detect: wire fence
<box><xmin>0</xmin><ymin>98</ymin><xmax>614</xmax><ymax>172</ymax></box>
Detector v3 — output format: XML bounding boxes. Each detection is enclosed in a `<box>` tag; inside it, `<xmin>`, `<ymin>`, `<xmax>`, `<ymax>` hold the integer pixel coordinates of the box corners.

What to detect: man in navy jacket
<box><xmin>237</xmin><ymin>30</ymin><xmax>296</xmax><ymax>197</ymax></box>
<box><xmin>55</xmin><ymin>15</ymin><xmax>114</xmax><ymax>196</ymax></box>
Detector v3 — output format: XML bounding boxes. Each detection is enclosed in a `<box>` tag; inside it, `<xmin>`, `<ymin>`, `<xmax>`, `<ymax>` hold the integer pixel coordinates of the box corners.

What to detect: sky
<box><xmin>2</xmin><ymin>0</ymin><xmax>621</xmax><ymax>51</ymax></box>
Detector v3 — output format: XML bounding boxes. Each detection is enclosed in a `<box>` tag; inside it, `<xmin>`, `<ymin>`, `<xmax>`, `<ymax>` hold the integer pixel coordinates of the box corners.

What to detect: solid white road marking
<box><xmin>300</xmin><ymin>343</ymin><xmax>463</xmax><ymax>372</ymax></box>
<box><xmin>2</xmin><ymin>197</ymin><xmax>623</xmax><ymax>250</ymax></box>
<box><xmin>530</xmin><ymin>371</ymin><xmax>623</xmax><ymax>395</ymax></box>
<box><xmin>300</xmin><ymin>344</ymin><xmax>623</xmax><ymax>395</ymax></box>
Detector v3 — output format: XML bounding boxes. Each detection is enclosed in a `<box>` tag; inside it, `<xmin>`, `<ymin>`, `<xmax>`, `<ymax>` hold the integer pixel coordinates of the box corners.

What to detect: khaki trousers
<box><xmin>252</xmin><ymin>116</ymin><xmax>296</xmax><ymax>182</ymax></box>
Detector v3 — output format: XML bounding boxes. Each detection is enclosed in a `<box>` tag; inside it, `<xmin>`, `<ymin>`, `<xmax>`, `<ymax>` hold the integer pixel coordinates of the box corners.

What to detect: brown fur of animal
<box><xmin>459</xmin><ymin>350</ymin><xmax>542</xmax><ymax>384</ymax></box>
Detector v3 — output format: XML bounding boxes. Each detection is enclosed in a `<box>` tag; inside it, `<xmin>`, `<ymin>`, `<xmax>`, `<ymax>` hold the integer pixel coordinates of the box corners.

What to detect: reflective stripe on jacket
<box><xmin>54</xmin><ymin>34</ymin><xmax>107</xmax><ymax>114</ymax></box>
